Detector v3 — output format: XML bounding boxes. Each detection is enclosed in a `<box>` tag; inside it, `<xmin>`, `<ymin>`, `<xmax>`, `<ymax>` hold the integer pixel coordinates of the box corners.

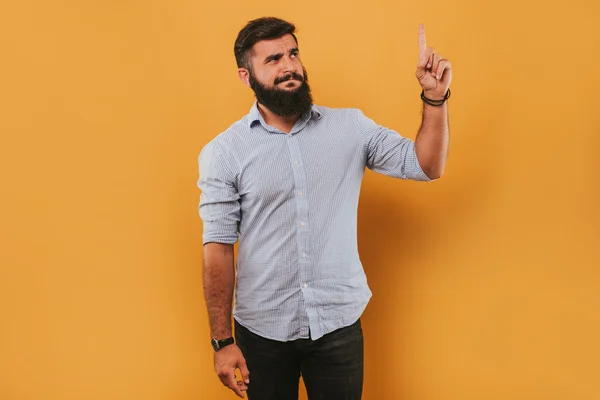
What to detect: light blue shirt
<box><xmin>198</xmin><ymin>101</ymin><xmax>430</xmax><ymax>341</ymax></box>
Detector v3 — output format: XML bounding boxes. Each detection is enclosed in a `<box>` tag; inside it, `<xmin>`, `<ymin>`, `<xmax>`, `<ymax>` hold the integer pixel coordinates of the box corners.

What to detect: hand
<box><xmin>415</xmin><ymin>23</ymin><xmax>452</xmax><ymax>100</ymax></box>
<box><xmin>214</xmin><ymin>344</ymin><xmax>250</xmax><ymax>398</ymax></box>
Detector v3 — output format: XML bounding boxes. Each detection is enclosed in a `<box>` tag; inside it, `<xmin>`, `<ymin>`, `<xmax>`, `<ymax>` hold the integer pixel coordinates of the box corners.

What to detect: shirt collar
<box><xmin>247</xmin><ymin>101</ymin><xmax>322</xmax><ymax>129</ymax></box>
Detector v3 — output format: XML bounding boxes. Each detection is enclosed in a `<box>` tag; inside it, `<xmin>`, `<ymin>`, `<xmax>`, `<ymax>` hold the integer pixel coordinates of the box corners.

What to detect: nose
<box><xmin>281</xmin><ymin>55</ymin><xmax>296</xmax><ymax>73</ymax></box>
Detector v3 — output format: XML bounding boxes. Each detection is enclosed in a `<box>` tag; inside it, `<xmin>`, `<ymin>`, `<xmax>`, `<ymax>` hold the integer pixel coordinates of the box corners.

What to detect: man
<box><xmin>198</xmin><ymin>17</ymin><xmax>451</xmax><ymax>400</ymax></box>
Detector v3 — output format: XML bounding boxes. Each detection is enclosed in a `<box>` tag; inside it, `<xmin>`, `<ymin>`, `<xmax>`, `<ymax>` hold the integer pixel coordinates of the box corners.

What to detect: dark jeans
<box><xmin>234</xmin><ymin>319</ymin><xmax>364</xmax><ymax>400</ymax></box>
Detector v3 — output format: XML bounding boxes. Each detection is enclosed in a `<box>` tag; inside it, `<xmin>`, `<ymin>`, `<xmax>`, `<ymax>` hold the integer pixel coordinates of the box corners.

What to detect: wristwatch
<box><xmin>211</xmin><ymin>337</ymin><xmax>234</xmax><ymax>351</ymax></box>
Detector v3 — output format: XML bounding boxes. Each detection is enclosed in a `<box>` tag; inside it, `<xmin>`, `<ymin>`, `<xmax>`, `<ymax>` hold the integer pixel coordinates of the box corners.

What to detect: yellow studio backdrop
<box><xmin>1</xmin><ymin>0</ymin><xmax>599</xmax><ymax>399</ymax></box>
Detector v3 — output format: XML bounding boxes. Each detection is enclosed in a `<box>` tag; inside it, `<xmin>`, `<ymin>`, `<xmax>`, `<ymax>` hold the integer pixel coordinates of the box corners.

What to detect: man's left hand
<box><xmin>415</xmin><ymin>23</ymin><xmax>452</xmax><ymax>100</ymax></box>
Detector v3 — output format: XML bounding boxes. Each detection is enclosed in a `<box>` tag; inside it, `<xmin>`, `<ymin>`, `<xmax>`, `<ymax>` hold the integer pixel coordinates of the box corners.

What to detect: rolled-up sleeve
<box><xmin>355</xmin><ymin>109</ymin><xmax>431</xmax><ymax>181</ymax></box>
<box><xmin>197</xmin><ymin>142</ymin><xmax>241</xmax><ymax>245</ymax></box>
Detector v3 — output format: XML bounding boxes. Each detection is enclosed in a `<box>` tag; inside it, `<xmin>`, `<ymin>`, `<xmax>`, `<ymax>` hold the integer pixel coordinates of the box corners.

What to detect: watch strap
<box><xmin>211</xmin><ymin>337</ymin><xmax>234</xmax><ymax>351</ymax></box>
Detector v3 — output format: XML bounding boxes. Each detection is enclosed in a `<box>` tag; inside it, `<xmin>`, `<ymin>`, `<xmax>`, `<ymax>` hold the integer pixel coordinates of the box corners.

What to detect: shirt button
<box><xmin>294</xmin><ymin>161</ymin><xmax>300</xmax><ymax>166</ymax></box>
<box><xmin>302</xmin><ymin>253</ymin><xmax>307</xmax><ymax>258</ymax></box>
<box><xmin>298</xmin><ymin>191</ymin><xmax>303</xmax><ymax>197</ymax></box>
<box><xmin>300</xmin><ymin>222</ymin><xmax>306</xmax><ymax>227</ymax></box>
<box><xmin>302</xmin><ymin>283</ymin><xmax>308</xmax><ymax>289</ymax></box>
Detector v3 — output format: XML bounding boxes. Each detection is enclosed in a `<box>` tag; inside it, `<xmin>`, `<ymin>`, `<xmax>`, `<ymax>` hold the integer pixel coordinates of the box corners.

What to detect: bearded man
<box><xmin>197</xmin><ymin>16</ymin><xmax>452</xmax><ymax>400</ymax></box>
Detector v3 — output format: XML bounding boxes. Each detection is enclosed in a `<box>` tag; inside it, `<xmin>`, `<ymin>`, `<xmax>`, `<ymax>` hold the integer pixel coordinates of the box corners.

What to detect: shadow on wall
<box><xmin>356</xmin><ymin>98</ymin><xmax>507</xmax><ymax>399</ymax></box>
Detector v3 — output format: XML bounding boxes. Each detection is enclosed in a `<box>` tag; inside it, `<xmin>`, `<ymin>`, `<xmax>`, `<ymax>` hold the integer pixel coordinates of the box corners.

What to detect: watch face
<box><xmin>211</xmin><ymin>337</ymin><xmax>234</xmax><ymax>351</ymax></box>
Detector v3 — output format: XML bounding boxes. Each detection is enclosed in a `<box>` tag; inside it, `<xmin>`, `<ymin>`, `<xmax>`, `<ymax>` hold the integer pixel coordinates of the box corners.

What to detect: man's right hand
<box><xmin>214</xmin><ymin>344</ymin><xmax>250</xmax><ymax>398</ymax></box>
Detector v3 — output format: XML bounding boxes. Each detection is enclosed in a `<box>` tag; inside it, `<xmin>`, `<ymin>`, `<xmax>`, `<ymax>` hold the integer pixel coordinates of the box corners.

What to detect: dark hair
<box><xmin>234</xmin><ymin>17</ymin><xmax>298</xmax><ymax>70</ymax></box>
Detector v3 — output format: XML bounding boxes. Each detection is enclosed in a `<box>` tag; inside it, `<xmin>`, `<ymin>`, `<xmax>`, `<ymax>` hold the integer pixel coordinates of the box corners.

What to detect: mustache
<box><xmin>274</xmin><ymin>72</ymin><xmax>304</xmax><ymax>85</ymax></box>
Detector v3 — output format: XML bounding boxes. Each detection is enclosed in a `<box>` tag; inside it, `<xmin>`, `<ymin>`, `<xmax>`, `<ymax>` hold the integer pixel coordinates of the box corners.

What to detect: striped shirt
<box><xmin>197</xmin><ymin>101</ymin><xmax>431</xmax><ymax>341</ymax></box>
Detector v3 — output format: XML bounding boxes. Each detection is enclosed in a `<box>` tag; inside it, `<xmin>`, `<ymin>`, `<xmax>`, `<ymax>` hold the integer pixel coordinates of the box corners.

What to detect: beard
<box><xmin>249</xmin><ymin>68</ymin><xmax>314</xmax><ymax>118</ymax></box>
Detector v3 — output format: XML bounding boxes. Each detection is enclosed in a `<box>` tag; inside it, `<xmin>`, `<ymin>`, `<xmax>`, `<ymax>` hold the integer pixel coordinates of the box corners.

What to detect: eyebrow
<box><xmin>263</xmin><ymin>47</ymin><xmax>299</xmax><ymax>64</ymax></box>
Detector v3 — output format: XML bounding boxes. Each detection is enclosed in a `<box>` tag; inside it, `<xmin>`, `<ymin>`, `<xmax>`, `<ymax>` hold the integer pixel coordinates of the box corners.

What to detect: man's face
<box><xmin>249</xmin><ymin>34</ymin><xmax>304</xmax><ymax>91</ymax></box>
<box><xmin>239</xmin><ymin>34</ymin><xmax>313</xmax><ymax>117</ymax></box>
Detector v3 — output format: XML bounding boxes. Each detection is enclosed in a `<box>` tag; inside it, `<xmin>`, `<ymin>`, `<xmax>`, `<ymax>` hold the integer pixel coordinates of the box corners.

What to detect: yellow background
<box><xmin>1</xmin><ymin>0</ymin><xmax>599</xmax><ymax>399</ymax></box>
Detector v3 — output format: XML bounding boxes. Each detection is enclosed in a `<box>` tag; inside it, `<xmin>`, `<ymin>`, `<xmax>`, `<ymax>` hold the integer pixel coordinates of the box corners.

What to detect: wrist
<box><xmin>423</xmin><ymin>90</ymin><xmax>445</xmax><ymax>101</ymax></box>
<box><xmin>421</xmin><ymin>88</ymin><xmax>451</xmax><ymax>106</ymax></box>
<box><xmin>211</xmin><ymin>336</ymin><xmax>235</xmax><ymax>351</ymax></box>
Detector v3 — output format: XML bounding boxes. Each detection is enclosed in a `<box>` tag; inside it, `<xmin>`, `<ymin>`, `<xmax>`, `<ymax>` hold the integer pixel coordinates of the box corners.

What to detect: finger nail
<box><xmin>427</xmin><ymin>63</ymin><xmax>431</xmax><ymax>68</ymax></box>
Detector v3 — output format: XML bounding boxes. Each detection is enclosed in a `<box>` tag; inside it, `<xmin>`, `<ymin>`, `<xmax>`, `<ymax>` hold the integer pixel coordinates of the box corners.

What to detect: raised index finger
<box><xmin>418</xmin><ymin>23</ymin><xmax>427</xmax><ymax>57</ymax></box>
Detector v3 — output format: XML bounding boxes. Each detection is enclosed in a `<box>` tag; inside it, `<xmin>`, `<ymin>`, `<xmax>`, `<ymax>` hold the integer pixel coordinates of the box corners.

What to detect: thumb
<box><xmin>239</xmin><ymin>358</ymin><xmax>250</xmax><ymax>384</ymax></box>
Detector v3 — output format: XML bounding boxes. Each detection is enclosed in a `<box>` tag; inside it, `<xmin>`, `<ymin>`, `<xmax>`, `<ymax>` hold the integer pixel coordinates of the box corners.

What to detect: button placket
<box><xmin>286</xmin><ymin>135</ymin><xmax>311</xmax><ymax>294</ymax></box>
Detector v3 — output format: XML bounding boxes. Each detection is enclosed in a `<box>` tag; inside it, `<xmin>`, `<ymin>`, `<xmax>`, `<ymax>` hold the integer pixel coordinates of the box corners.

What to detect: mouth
<box><xmin>276</xmin><ymin>80</ymin><xmax>300</xmax><ymax>89</ymax></box>
<box><xmin>275</xmin><ymin>74</ymin><xmax>303</xmax><ymax>85</ymax></box>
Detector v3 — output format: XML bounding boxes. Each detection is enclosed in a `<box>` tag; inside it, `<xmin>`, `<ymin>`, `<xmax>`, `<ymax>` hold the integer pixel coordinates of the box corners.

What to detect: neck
<box><xmin>257</xmin><ymin>103</ymin><xmax>299</xmax><ymax>134</ymax></box>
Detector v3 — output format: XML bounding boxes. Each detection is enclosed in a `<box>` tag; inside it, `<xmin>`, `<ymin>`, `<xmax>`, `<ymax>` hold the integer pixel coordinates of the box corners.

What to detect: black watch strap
<box><xmin>211</xmin><ymin>337</ymin><xmax>234</xmax><ymax>351</ymax></box>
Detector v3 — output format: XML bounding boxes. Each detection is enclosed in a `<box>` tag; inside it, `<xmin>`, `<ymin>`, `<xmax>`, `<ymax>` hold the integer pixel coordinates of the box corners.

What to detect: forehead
<box><xmin>251</xmin><ymin>34</ymin><xmax>298</xmax><ymax>59</ymax></box>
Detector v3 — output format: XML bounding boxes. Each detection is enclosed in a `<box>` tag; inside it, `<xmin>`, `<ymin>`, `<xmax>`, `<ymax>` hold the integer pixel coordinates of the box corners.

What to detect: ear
<box><xmin>238</xmin><ymin>68</ymin><xmax>251</xmax><ymax>88</ymax></box>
